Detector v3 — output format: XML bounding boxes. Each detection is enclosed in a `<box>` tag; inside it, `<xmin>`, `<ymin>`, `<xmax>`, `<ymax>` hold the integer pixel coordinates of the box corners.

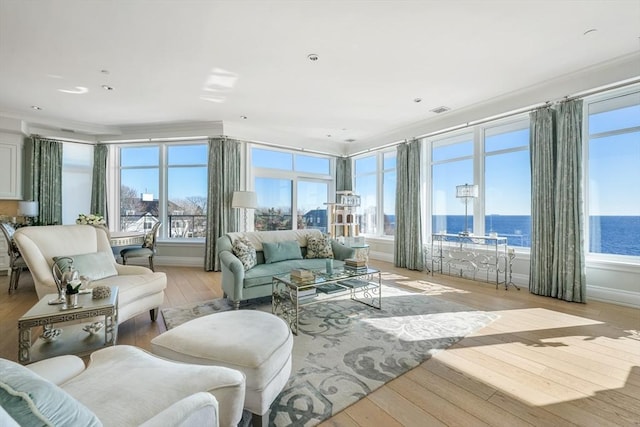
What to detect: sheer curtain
<box><xmin>336</xmin><ymin>157</ymin><xmax>352</xmax><ymax>192</ymax></box>
<box><xmin>529</xmin><ymin>100</ymin><xmax>586</xmax><ymax>302</ymax></box>
<box><xmin>204</xmin><ymin>137</ymin><xmax>241</xmax><ymax>271</ymax></box>
<box><xmin>25</xmin><ymin>136</ymin><xmax>63</xmax><ymax>225</ymax></box>
<box><xmin>394</xmin><ymin>140</ymin><xmax>424</xmax><ymax>270</ymax></box>
<box><xmin>90</xmin><ymin>144</ymin><xmax>109</xmax><ymax>222</ymax></box>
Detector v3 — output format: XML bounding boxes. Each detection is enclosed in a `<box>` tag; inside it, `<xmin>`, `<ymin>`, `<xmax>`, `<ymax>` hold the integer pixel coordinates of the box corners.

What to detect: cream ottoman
<box><xmin>151</xmin><ymin>310</ymin><xmax>293</xmax><ymax>427</ymax></box>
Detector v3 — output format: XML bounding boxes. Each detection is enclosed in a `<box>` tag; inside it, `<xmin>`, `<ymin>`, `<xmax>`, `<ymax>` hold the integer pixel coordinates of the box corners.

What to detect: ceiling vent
<box><xmin>60</xmin><ymin>128</ymin><xmax>75</xmax><ymax>133</ymax></box>
<box><xmin>430</xmin><ymin>106</ymin><xmax>450</xmax><ymax>114</ymax></box>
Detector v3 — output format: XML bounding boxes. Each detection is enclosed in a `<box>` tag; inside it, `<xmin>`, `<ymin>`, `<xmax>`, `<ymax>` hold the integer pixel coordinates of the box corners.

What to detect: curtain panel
<box><xmin>90</xmin><ymin>144</ymin><xmax>109</xmax><ymax>223</ymax></box>
<box><xmin>26</xmin><ymin>136</ymin><xmax>63</xmax><ymax>226</ymax></box>
<box><xmin>529</xmin><ymin>100</ymin><xmax>586</xmax><ymax>303</ymax></box>
<box><xmin>336</xmin><ymin>157</ymin><xmax>353</xmax><ymax>192</ymax></box>
<box><xmin>204</xmin><ymin>137</ymin><xmax>241</xmax><ymax>271</ymax></box>
<box><xmin>394</xmin><ymin>140</ymin><xmax>424</xmax><ymax>270</ymax></box>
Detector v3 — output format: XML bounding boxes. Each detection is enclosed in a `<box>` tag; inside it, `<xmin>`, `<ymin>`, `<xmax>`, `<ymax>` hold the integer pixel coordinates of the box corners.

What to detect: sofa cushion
<box><xmin>232</xmin><ymin>237</ymin><xmax>257</xmax><ymax>270</ymax></box>
<box><xmin>0</xmin><ymin>359</ymin><xmax>102</xmax><ymax>427</ymax></box>
<box><xmin>243</xmin><ymin>259</ymin><xmax>345</xmax><ymax>288</ymax></box>
<box><xmin>53</xmin><ymin>252</ymin><xmax>118</xmax><ymax>281</ymax></box>
<box><xmin>305</xmin><ymin>234</ymin><xmax>334</xmax><ymax>259</ymax></box>
<box><xmin>262</xmin><ymin>241</ymin><xmax>303</xmax><ymax>264</ymax></box>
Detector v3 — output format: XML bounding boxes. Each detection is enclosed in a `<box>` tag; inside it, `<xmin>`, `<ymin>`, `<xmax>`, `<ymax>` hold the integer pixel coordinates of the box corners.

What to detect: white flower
<box><xmin>76</xmin><ymin>213</ymin><xmax>106</xmax><ymax>226</ymax></box>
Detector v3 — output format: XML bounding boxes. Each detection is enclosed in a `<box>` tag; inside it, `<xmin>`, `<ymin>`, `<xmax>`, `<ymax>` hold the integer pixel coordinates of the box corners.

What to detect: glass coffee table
<box><xmin>18</xmin><ymin>287</ymin><xmax>119</xmax><ymax>364</ymax></box>
<box><xmin>272</xmin><ymin>268</ymin><xmax>381</xmax><ymax>335</ymax></box>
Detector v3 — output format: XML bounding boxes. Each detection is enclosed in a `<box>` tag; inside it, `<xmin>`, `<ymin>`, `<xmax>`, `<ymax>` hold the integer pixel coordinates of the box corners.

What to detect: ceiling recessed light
<box><xmin>101</xmin><ymin>85</ymin><xmax>114</xmax><ymax>91</ymax></box>
<box><xmin>31</xmin><ymin>105</ymin><xmax>42</xmax><ymax>110</ymax></box>
<box><xmin>327</xmin><ymin>134</ymin><xmax>332</xmax><ymax>137</ymax></box>
<box><xmin>100</xmin><ymin>69</ymin><xmax>110</xmax><ymax>74</ymax></box>
<box><xmin>345</xmin><ymin>138</ymin><xmax>356</xmax><ymax>143</ymax></box>
<box><xmin>307</xmin><ymin>53</ymin><xmax>319</xmax><ymax>61</ymax></box>
<box><xmin>414</xmin><ymin>98</ymin><xmax>422</xmax><ymax>103</ymax></box>
<box><xmin>240</xmin><ymin>115</ymin><xmax>247</xmax><ymax>119</ymax></box>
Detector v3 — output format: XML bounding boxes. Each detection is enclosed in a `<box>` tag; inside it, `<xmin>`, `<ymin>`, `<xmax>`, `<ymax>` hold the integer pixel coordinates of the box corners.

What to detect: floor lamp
<box><xmin>18</xmin><ymin>200</ymin><xmax>39</xmax><ymax>226</ymax></box>
<box><xmin>232</xmin><ymin>191</ymin><xmax>257</xmax><ymax>232</ymax></box>
<box><xmin>456</xmin><ymin>184</ymin><xmax>478</xmax><ymax>236</ymax></box>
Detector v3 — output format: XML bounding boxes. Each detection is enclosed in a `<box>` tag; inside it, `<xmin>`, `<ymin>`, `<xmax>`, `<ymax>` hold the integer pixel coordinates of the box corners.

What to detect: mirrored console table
<box><xmin>431</xmin><ymin>233</ymin><xmax>518</xmax><ymax>290</ymax></box>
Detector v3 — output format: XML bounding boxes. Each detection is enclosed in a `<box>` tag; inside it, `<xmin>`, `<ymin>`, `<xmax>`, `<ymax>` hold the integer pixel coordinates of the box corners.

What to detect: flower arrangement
<box><xmin>76</xmin><ymin>213</ymin><xmax>106</xmax><ymax>226</ymax></box>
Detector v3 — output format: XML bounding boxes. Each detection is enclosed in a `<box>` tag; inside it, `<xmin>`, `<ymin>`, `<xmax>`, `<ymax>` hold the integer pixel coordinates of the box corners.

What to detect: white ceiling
<box><xmin>1</xmin><ymin>0</ymin><xmax>639</xmax><ymax>155</ymax></box>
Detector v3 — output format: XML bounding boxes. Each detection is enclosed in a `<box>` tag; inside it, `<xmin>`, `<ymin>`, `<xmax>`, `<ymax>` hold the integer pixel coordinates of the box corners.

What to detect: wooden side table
<box><xmin>18</xmin><ymin>287</ymin><xmax>119</xmax><ymax>364</ymax></box>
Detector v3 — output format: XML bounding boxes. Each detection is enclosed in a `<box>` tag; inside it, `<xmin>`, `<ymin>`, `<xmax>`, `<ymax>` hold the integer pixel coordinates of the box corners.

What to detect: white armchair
<box><xmin>0</xmin><ymin>345</ymin><xmax>246</xmax><ymax>427</ymax></box>
<box><xmin>14</xmin><ymin>224</ymin><xmax>166</xmax><ymax>323</ymax></box>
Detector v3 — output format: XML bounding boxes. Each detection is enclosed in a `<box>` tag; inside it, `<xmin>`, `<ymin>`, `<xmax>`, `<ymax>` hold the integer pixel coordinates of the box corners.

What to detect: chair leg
<box><xmin>148</xmin><ymin>255</ymin><xmax>154</xmax><ymax>272</ymax></box>
<box><xmin>251</xmin><ymin>411</ymin><xmax>269</xmax><ymax>427</ymax></box>
<box><xmin>122</xmin><ymin>256</ymin><xmax>127</xmax><ymax>265</ymax></box>
<box><xmin>233</xmin><ymin>300</ymin><xmax>240</xmax><ymax>310</ymax></box>
<box><xmin>149</xmin><ymin>308</ymin><xmax>159</xmax><ymax>322</ymax></box>
<box><xmin>13</xmin><ymin>268</ymin><xmax>21</xmax><ymax>291</ymax></box>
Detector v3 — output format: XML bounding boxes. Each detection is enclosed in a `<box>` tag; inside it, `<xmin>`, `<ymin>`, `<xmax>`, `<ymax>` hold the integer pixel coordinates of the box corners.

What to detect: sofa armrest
<box><xmin>218</xmin><ymin>250</ymin><xmax>246</xmax><ymax>300</ymax></box>
<box><xmin>331</xmin><ymin>240</ymin><xmax>356</xmax><ymax>261</ymax></box>
<box><xmin>139</xmin><ymin>392</ymin><xmax>219</xmax><ymax>427</ymax></box>
<box><xmin>26</xmin><ymin>355</ymin><xmax>86</xmax><ymax>385</ymax></box>
<box><xmin>115</xmin><ymin>263</ymin><xmax>154</xmax><ymax>275</ymax></box>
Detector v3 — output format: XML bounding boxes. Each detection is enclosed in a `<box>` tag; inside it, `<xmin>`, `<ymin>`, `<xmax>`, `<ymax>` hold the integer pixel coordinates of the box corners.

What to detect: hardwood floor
<box><xmin>1</xmin><ymin>262</ymin><xmax>639</xmax><ymax>426</ymax></box>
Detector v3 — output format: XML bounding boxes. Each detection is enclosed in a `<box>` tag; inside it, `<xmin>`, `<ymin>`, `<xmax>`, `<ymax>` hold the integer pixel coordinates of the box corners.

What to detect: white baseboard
<box><xmin>126</xmin><ymin>256</ymin><xmax>204</xmax><ymax>268</ymax></box>
<box><xmin>587</xmin><ymin>285</ymin><xmax>640</xmax><ymax>308</ymax></box>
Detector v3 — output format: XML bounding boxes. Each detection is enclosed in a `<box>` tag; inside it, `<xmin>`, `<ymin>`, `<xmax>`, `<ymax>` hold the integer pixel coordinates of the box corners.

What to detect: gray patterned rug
<box><xmin>161</xmin><ymin>284</ymin><xmax>499</xmax><ymax>426</ymax></box>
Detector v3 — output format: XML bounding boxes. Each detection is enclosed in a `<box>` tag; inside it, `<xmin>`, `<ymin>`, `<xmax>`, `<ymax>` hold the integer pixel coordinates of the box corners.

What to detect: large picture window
<box><xmin>354</xmin><ymin>150</ymin><xmax>396</xmax><ymax>237</ymax></box>
<box><xmin>251</xmin><ymin>147</ymin><xmax>332</xmax><ymax>231</ymax></box>
<box><xmin>586</xmin><ymin>90</ymin><xmax>640</xmax><ymax>257</ymax></box>
<box><xmin>119</xmin><ymin>142</ymin><xmax>208</xmax><ymax>239</ymax></box>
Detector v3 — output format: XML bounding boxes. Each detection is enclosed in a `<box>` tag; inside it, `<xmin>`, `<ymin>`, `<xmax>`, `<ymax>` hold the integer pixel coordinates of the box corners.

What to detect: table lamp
<box><xmin>455</xmin><ymin>184</ymin><xmax>478</xmax><ymax>236</ymax></box>
<box><xmin>18</xmin><ymin>200</ymin><xmax>39</xmax><ymax>225</ymax></box>
<box><xmin>232</xmin><ymin>191</ymin><xmax>257</xmax><ymax>232</ymax></box>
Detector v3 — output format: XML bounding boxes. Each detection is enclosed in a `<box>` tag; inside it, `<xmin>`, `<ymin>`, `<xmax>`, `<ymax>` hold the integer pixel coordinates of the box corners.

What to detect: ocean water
<box><xmin>432</xmin><ymin>215</ymin><xmax>640</xmax><ymax>256</ymax></box>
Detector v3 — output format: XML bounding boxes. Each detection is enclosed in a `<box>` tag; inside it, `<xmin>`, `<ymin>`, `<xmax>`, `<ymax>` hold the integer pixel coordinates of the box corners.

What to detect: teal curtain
<box><xmin>552</xmin><ymin>100</ymin><xmax>586</xmax><ymax>302</ymax></box>
<box><xmin>336</xmin><ymin>157</ymin><xmax>352</xmax><ymax>192</ymax></box>
<box><xmin>204</xmin><ymin>137</ymin><xmax>241</xmax><ymax>271</ymax></box>
<box><xmin>394</xmin><ymin>140</ymin><xmax>424</xmax><ymax>270</ymax></box>
<box><xmin>26</xmin><ymin>136</ymin><xmax>63</xmax><ymax>225</ymax></box>
<box><xmin>90</xmin><ymin>144</ymin><xmax>109</xmax><ymax>223</ymax></box>
<box><xmin>529</xmin><ymin>107</ymin><xmax>556</xmax><ymax>296</ymax></box>
<box><xmin>529</xmin><ymin>100</ymin><xmax>586</xmax><ymax>303</ymax></box>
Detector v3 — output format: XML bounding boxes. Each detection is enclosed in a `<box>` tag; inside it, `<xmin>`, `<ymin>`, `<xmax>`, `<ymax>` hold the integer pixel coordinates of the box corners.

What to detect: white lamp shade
<box><xmin>18</xmin><ymin>201</ymin><xmax>39</xmax><ymax>217</ymax></box>
<box><xmin>232</xmin><ymin>191</ymin><xmax>257</xmax><ymax>209</ymax></box>
<box><xmin>456</xmin><ymin>184</ymin><xmax>478</xmax><ymax>198</ymax></box>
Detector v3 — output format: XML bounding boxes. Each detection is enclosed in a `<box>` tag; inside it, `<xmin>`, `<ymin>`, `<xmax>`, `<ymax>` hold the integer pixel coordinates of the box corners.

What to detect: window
<box><xmin>251</xmin><ymin>147</ymin><xmax>332</xmax><ymax>231</ymax></box>
<box><xmin>119</xmin><ymin>142</ymin><xmax>208</xmax><ymax>239</ymax></box>
<box><xmin>586</xmin><ymin>89</ymin><xmax>640</xmax><ymax>257</ymax></box>
<box><xmin>354</xmin><ymin>155</ymin><xmax>377</xmax><ymax>234</ymax></box>
<box><xmin>484</xmin><ymin>121</ymin><xmax>531</xmax><ymax>247</ymax></box>
<box><xmin>429</xmin><ymin>119</ymin><xmax>531</xmax><ymax>247</ymax></box>
<box><xmin>354</xmin><ymin>150</ymin><xmax>396</xmax><ymax>237</ymax></box>
<box><xmin>61</xmin><ymin>143</ymin><xmax>93</xmax><ymax>225</ymax></box>
<box><xmin>431</xmin><ymin>133</ymin><xmax>474</xmax><ymax>235</ymax></box>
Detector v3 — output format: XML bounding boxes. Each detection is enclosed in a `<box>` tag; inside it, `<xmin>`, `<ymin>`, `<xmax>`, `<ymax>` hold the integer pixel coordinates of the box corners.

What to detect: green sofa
<box><xmin>216</xmin><ymin>229</ymin><xmax>355</xmax><ymax>308</ymax></box>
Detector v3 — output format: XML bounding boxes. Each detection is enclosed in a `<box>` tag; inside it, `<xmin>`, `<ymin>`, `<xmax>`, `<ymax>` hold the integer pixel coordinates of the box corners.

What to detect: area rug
<box><xmin>161</xmin><ymin>284</ymin><xmax>499</xmax><ymax>426</ymax></box>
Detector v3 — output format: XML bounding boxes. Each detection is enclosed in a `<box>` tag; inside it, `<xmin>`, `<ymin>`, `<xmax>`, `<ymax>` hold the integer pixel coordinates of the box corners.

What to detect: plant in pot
<box><xmin>65</xmin><ymin>281</ymin><xmax>82</xmax><ymax>307</ymax></box>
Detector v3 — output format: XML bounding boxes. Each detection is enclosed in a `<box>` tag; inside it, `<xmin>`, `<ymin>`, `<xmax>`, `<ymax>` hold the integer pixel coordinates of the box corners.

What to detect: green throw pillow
<box><xmin>53</xmin><ymin>252</ymin><xmax>118</xmax><ymax>281</ymax></box>
<box><xmin>262</xmin><ymin>240</ymin><xmax>303</xmax><ymax>264</ymax></box>
<box><xmin>0</xmin><ymin>359</ymin><xmax>102</xmax><ymax>427</ymax></box>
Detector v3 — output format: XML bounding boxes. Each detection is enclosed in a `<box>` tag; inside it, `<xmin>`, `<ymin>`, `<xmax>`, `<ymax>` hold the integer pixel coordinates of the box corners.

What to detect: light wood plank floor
<box><xmin>1</xmin><ymin>262</ymin><xmax>639</xmax><ymax>426</ymax></box>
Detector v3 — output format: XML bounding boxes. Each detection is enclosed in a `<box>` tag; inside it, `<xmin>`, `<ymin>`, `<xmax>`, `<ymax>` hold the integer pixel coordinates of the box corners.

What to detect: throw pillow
<box><xmin>53</xmin><ymin>252</ymin><xmax>118</xmax><ymax>282</ymax></box>
<box><xmin>232</xmin><ymin>237</ymin><xmax>257</xmax><ymax>270</ymax></box>
<box><xmin>262</xmin><ymin>240</ymin><xmax>303</xmax><ymax>264</ymax></box>
<box><xmin>306</xmin><ymin>235</ymin><xmax>334</xmax><ymax>259</ymax></box>
<box><xmin>0</xmin><ymin>359</ymin><xmax>102</xmax><ymax>427</ymax></box>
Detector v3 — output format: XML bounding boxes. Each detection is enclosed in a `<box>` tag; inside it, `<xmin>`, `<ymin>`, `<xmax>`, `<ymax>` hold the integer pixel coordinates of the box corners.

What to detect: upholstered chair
<box><xmin>0</xmin><ymin>345</ymin><xmax>246</xmax><ymax>427</ymax></box>
<box><xmin>14</xmin><ymin>224</ymin><xmax>166</xmax><ymax>324</ymax></box>
<box><xmin>0</xmin><ymin>223</ymin><xmax>28</xmax><ymax>293</ymax></box>
<box><xmin>121</xmin><ymin>221</ymin><xmax>161</xmax><ymax>271</ymax></box>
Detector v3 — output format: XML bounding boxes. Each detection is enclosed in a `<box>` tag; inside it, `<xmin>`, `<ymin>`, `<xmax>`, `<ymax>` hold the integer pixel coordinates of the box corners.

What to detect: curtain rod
<box><xmin>347</xmin><ymin>77</ymin><xmax>640</xmax><ymax>158</ymax></box>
